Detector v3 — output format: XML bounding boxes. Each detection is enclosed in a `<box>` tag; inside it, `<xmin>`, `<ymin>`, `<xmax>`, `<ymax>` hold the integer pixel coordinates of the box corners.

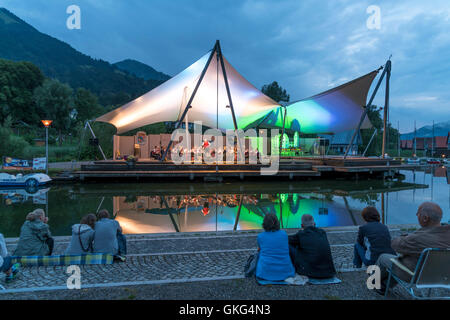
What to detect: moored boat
<box><xmin>0</xmin><ymin>173</ymin><xmax>52</xmax><ymax>188</ymax></box>
<box><xmin>406</xmin><ymin>158</ymin><xmax>420</xmax><ymax>164</ymax></box>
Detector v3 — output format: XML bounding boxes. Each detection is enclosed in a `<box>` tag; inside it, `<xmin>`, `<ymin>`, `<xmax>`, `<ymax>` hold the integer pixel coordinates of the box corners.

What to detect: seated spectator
<box><xmin>93</xmin><ymin>209</ymin><xmax>127</xmax><ymax>258</ymax></box>
<box><xmin>1</xmin><ymin>232</ymin><xmax>20</xmax><ymax>283</ymax></box>
<box><xmin>353</xmin><ymin>207</ymin><xmax>396</xmax><ymax>268</ymax></box>
<box><xmin>288</xmin><ymin>214</ymin><xmax>336</xmax><ymax>278</ymax></box>
<box><xmin>256</xmin><ymin>213</ymin><xmax>295</xmax><ymax>281</ymax></box>
<box><xmin>376</xmin><ymin>202</ymin><xmax>450</xmax><ymax>291</ymax></box>
<box><xmin>14</xmin><ymin>209</ymin><xmax>54</xmax><ymax>256</ymax></box>
<box><xmin>65</xmin><ymin>214</ymin><xmax>97</xmax><ymax>255</ymax></box>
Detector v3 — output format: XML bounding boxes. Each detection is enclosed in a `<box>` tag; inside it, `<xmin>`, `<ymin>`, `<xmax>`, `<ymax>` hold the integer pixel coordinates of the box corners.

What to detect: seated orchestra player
<box><xmin>150</xmin><ymin>146</ymin><xmax>158</xmax><ymax>159</ymax></box>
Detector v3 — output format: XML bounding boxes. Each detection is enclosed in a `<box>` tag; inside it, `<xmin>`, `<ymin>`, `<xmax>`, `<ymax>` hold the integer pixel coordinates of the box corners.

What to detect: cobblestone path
<box><xmin>0</xmin><ymin>227</ymin><xmax>406</xmax><ymax>293</ymax></box>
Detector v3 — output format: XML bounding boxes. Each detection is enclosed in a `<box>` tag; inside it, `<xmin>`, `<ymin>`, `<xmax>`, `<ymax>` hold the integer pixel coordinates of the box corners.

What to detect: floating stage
<box><xmin>62</xmin><ymin>157</ymin><xmax>422</xmax><ymax>182</ymax></box>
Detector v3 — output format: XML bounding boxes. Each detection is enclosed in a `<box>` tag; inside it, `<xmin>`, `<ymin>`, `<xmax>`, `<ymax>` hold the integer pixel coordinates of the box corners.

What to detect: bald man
<box><xmin>376</xmin><ymin>202</ymin><xmax>450</xmax><ymax>290</ymax></box>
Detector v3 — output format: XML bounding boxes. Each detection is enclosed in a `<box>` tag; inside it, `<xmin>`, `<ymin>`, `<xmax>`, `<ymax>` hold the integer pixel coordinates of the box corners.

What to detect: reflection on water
<box><xmin>114</xmin><ymin>193</ymin><xmax>366</xmax><ymax>234</ymax></box>
<box><xmin>0</xmin><ymin>167</ymin><xmax>449</xmax><ymax>237</ymax></box>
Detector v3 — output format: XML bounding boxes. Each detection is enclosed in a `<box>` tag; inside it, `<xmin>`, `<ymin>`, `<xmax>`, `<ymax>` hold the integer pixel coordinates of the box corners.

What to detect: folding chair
<box><xmin>385</xmin><ymin>248</ymin><xmax>450</xmax><ymax>300</ymax></box>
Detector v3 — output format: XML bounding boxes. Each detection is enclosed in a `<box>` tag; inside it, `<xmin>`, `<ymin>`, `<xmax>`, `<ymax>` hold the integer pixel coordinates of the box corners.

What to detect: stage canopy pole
<box><xmin>161</xmin><ymin>41</ymin><xmax>220</xmax><ymax>162</ymax></box>
<box><xmin>363</xmin><ymin>128</ymin><xmax>378</xmax><ymax>157</ymax></box>
<box><xmin>86</xmin><ymin>121</ymin><xmax>107</xmax><ymax>160</ymax></box>
<box><xmin>381</xmin><ymin>59</ymin><xmax>391</xmax><ymax>158</ymax></box>
<box><xmin>217</xmin><ymin>41</ymin><xmax>245</xmax><ymax>161</ymax></box>
<box><xmin>344</xmin><ymin>62</ymin><xmax>389</xmax><ymax>159</ymax></box>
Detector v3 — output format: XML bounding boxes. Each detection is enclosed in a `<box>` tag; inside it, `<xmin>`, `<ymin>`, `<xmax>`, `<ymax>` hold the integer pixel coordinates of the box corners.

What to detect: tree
<box><xmin>360</xmin><ymin>105</ymin><xmax>400</xmax><ymax>156</ymax></box>
<box><xmin>0</xmin><ymin>59</ymin><xmax>45</xmax><ymax>125</ymax></box>
<box><xmin>33</xmin><ymin>79</ymin><xmax>73</xmax><ymax>145</ymax></box>
<box><xmin>0</xmin><ymin>124</ymin><xmax>30</xmax><ymax>158</ymax></box>
<box><xmin>261</xmin><ymin>81</ymin><xmax>290</xmax><ymax>103</ymax></box>
<box><xmin>73</xmin><ymin>87</ymin><xmax>103</xmax><ymax>125</ymax></box>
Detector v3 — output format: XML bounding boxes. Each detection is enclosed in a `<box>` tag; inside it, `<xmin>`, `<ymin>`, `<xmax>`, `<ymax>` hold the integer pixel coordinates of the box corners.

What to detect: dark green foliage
<box><xmin>77</xmin><ymin>122</ymin><xmax>115</xmax><ymax>160</ymax></box>
<box><xmin>73</xmin><ymin>88</ymin><xmax>103</xmax><ymax>124</ymax></box>
<box><xmin>360</xmin><ymin>105</ymin><xmax>400</xmax><ymax>156</ymax></box>
<box><xmin>0</xmin><ymin>58</ymin><xmax>44</xmax><ymax>125</ymax></box>
<box><xmin>33</xmin><ymin>79</ymin><xmax>73</xmax><ymax>144</ymax></box>
<box><xmin>261</xmin><ymin>81</ymin><xmax>290</xmax><ymax>103</ymax></box>
<box><xmin>0</xmin><ymin>124</ymin><xmax>30</xmax><ymax>158</ymax></box>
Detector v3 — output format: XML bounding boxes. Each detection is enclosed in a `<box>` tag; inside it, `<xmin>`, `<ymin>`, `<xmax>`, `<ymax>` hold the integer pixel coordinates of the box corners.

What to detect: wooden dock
<box><xmin>58</xmin><ymin>157</ymin><xmax>422</xmax><ymax>182</ymax></box>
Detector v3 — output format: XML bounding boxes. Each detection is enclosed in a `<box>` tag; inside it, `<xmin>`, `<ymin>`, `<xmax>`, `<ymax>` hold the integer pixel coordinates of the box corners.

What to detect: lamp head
<box><xmin>41</xmin><ymin>120</ymin><xmax>53</xmax><ymax>128</ymax></box>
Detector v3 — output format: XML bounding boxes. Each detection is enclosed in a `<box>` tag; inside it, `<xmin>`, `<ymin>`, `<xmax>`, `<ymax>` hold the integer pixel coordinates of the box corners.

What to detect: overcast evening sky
<box><xmin>2</xmin><ymin>0</ymin><xmax>450</xmax><ymax>133</ymax></box>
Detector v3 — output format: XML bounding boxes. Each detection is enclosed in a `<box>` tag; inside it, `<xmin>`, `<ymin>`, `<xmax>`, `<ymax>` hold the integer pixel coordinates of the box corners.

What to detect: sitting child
<box><xmin>0</xmin><ymin>233</ymin><xmax>20</xmax><ymax>283</ymax></box>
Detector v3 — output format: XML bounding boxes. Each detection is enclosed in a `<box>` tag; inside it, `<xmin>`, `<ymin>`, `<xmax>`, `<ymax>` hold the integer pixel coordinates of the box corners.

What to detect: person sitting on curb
<box><xmin>14</xmin><ymin>209</ymin><xmax>54</xmax><ymax>256</ymax></box>
<box><xmin>93</xmin><ymin>209</ymin><xmax>127</xmax><ymax>261</ymax></box>
<box><xmin>376</xmin><ymin>202</ymin><xmax>450</xmax><ymax>293</ymax></box>
<box><xmin>353</xmin><ymin>207</ymin><xmax>396</xmax><ymax>268</ymax></box>
<box><xmin>288</xmin><ymin>214</ymin><xmax>336</xmax><ymax>279</ymax></box>
<box><xmin>256</xmin><ymin>213</ymin><xmax>295</xmax><ymax>281</ymax></box>
<box><xmin>0</xmin><ymin>232</ymin><xmax>20</xmax><ymax>283</ymax></box>
<box><xmin>65</xmin><ymin>214</ymin><xmax>97</xmax><ymax>255</ymax></box>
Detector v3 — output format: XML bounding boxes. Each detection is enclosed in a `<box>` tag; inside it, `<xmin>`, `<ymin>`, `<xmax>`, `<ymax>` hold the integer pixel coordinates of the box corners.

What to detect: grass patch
<box><xmin>25</xmin><ymin>145</ymin><xmax>80</xmax><ymax>162</ymax></box>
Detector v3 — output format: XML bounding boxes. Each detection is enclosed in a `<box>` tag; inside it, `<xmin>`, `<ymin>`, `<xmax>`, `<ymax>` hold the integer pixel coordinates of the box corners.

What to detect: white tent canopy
<box><xmin>255</xmin><ymin>71</ymin><xmax>378</xmax><ymax>134</ymax></box>
<box><xmin>96</xmin><ymin>42</ymin><xmax>279</xmax><ymax>134</ymax></box>
<box><xmin>96</xmin><ymin>41</ymin><xmax>380</xmax><ymax>136</ymax></box>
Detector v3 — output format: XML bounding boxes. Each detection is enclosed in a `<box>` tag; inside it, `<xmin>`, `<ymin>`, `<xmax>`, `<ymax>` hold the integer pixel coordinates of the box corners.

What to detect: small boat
<box><xmin>0</xmin><ymin>173</ymin><xmax>52</xmax><ymax>189</ymax></box>
<box><xmin>407</xmin><ymin>158</ymin><xmax>420</xmax><ymax>164</ymax></box>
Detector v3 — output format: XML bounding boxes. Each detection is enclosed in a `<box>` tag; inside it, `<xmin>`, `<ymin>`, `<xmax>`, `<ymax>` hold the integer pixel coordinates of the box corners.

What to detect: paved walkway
<box><xmin>0</xmin><ymin>227</ymin><xmax>409</xmax><ymax>296</ymax></box>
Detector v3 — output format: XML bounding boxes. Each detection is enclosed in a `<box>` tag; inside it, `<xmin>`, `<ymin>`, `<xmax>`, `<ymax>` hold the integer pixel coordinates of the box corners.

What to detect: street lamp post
<box><xmin>41</xmin><ymin>120</ymin><xmax>53</xmax><ymax>175</ymax></box>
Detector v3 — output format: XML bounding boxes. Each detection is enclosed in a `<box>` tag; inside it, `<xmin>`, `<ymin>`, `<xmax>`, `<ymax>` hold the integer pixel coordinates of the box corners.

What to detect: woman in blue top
<box><xmin>256</xmin><ymin>213</ymin><xmax>295</xmax><ymax>281</ymax></box>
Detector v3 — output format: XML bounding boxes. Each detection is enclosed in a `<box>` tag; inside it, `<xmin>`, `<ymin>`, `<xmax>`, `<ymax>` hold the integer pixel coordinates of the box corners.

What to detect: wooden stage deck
<box><xmin>61</xmin><ymin>157</ymin><xmax>422</xmax><ymax>182</ymax></box>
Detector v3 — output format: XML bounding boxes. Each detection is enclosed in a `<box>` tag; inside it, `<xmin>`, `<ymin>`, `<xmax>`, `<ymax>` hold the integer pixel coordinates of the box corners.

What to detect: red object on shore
<box><xmin>427</xmin><ymin>160</ymin><xmax>440</xmax><ymax>164</ymax></box>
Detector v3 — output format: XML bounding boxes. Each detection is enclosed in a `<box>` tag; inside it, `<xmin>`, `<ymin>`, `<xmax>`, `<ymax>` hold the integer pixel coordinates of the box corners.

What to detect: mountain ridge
<box><xmin>400</xmin><ymin>120</ymin><xmax>450</xmax><ymax>140</ymax></box>
<box><xmin>0</xmin><ymin>7</ymin><xmax>168</xmax><ymax>106</ymax></box>
<box><xmin>114</xmin><ymin>59</ymin><xmax>171</xmax><ymax>81</ymax></box>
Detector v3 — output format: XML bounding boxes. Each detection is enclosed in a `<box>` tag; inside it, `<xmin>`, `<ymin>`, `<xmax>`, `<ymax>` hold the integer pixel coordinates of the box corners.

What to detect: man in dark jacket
<box><xmin>288</xmin><ymin>214</ymin><xmax>336</xmax><ymax>278</ymax></box>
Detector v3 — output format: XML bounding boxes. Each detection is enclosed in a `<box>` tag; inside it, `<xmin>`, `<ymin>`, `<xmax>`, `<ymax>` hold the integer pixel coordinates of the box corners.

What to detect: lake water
<box><xmin>1</xmin><ymin>167</ymin><xmax>449</xmax><ymax>237</ymax></box>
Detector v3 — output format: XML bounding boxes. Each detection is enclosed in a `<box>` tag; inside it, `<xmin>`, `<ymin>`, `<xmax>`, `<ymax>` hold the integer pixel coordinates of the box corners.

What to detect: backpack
<box><xmin>244</xmin><ymin>251</ymin><xmax>259</xmax><ymax>278</ymax></box>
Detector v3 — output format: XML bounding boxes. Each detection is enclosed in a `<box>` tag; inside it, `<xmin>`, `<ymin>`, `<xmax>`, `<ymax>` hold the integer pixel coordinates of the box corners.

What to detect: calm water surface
<box><xmin>1</xmin><ymin>167</ymin><xmax>448</xmax><ymax>237</ymax></box>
